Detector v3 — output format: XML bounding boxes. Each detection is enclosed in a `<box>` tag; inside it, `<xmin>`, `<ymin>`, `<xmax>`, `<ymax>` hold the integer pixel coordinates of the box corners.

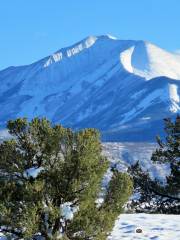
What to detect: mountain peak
<box><xmin>120</xmin><ymin>40</ymin><xmax>180</xmax><ymax>80</ymax></box>
<box><xmin>95</xmin><ymin>34</ymin><xmax>118</xmax><ymax>40</ymax></box>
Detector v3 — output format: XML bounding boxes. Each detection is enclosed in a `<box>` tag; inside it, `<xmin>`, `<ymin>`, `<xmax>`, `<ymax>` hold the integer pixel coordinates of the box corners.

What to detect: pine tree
<box><xmin>0</xmin><ymin>118</ymin><xmax>133</xmax><ymax>239</ymax></box>
<box><xmin>129</xmin><ymin>116</ymin><xmax>180</xmax><ymax>213</ymax></box>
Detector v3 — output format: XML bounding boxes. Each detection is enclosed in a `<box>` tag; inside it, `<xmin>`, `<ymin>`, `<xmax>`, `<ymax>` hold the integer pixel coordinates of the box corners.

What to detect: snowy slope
<box><xmin>0</xmin><ymin>35</ymin><xmax>180</xmax><ymax>141</ymax></box>
<box><xmin>120</xmin><ymin>41</ymin><xmax>180</xmax><ymax>80</ymax></box>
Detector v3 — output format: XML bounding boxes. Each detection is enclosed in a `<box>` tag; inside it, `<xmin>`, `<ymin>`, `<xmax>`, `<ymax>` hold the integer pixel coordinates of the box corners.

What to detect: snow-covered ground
<box><xmin>108</xmin><ymin>213</ymin><xmax>180</xmax><ymax>240</ymax></box>
<box><xmin>0</xmin><ymin>214</ymin><xmax>179</xmax><ymax>239</ymax></box>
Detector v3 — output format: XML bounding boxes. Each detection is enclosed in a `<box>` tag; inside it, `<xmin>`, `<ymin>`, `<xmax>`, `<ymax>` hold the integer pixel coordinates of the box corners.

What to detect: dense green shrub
<box><xmin>0</xmin><ymin>118</ymin><xmax>132</xmax><ymax>239</ymax></box>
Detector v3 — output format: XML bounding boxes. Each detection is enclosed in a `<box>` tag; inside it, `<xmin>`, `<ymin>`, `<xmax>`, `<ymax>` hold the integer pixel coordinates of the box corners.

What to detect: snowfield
<box><xmin>0</xmin><ymin>214</ymin><xmax>179</xmax><ymax>239</ymax></box>
<box><xmin>108</xmin><ymin>214</ymin><xmax>180</xmax><ymax>240</ymax></box>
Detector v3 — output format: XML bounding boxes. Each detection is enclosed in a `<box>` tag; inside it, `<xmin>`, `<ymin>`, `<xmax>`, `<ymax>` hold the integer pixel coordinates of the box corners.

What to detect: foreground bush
<box><xmin>0</xmin><ymin>118</ymin><xmax>132</xmax><ymax>239</ymax></box>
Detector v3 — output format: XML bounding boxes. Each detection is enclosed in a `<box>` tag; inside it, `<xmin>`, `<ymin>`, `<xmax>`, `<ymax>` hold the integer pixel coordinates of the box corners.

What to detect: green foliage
<box><xmin>129</xmin><ymin>116</ymin><xmax>180</xmax><ymax>214</ymax></box>
<box><xmin>0</xmin><ymin>118</ymin><xmax>133</xmax><ymax>239</ymax></box>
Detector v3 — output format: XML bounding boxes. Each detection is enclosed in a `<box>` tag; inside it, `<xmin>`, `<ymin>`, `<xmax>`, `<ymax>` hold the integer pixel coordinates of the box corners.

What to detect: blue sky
<box><xmin>0</xmin><ymin>0</ymin><xmax>180</xmax><ymax>70</ymax></box>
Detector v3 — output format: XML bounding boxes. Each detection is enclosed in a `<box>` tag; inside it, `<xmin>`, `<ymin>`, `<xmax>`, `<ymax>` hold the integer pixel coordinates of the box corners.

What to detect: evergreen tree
<box><xmin>0</xmin><ymin>118</ymin><xmax>133</xmax><ymax>239</ymax></box>
<box><xmin>129</xmin><ymin>116</ymin><xmax>180</xmax><ymax>214</ymax></box>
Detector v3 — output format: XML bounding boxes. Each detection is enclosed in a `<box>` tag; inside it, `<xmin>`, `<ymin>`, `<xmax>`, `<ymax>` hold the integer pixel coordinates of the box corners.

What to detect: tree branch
<box><xmin>150</xmin><ymin>187</ymin><xmax>180</xmax><ymax>201</ymax></box>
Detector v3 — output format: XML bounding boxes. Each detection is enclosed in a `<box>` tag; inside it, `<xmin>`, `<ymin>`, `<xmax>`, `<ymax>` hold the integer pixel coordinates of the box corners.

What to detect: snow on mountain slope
<box><xmin>44</xmin><ymin>36</ymin><xmax>98</xmax><ymax>67</ymax></box>
<box><xmin>0</xmin><ymin>35</ymin><xmax>180</xmax><ymax>141</ymax></box>
<box><xmin>102</xmin><ymin>142</ymin><xmax>170</xmax><ymax>182</ymax></box>
<box><xmin>120</xmin><ymin>41</ymin><xmax>180</xmax><ymax>80</ymax></box>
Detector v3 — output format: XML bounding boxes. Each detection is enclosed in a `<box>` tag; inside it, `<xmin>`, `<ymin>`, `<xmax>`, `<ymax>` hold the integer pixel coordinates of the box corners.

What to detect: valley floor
<box><xmin>108</xmin><ymin>213</ymin><xmax>180</xmax><ymax>240</ymax></box>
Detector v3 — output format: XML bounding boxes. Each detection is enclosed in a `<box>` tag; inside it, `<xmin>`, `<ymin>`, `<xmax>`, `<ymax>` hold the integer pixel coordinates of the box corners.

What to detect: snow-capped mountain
<box><xmin>1</xmin><ymin>35</ymin><xmax>180</xmax><ymax>141</ymax></box>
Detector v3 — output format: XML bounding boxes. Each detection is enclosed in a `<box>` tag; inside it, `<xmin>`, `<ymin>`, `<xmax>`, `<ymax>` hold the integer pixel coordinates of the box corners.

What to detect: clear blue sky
<box><xmin>0</xmin><ymin>0</ymin><xmax>180</xmax><ymax>70</ymax></box>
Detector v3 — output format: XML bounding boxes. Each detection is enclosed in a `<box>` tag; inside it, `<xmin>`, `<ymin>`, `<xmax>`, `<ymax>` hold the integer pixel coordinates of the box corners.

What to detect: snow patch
<box><xmin>0</xmin><ymin>233</ymin><xmax>6</xmax><ymax>240</ymax></box>
<box><xmin>121</xmin><ymin>87</ymin><xmax>168</xmax><ymax>124</ymax></box>
<box><xmin>23</xmin><ymin>167</ymin><xmax>44</xmax><ymax>178</ymax></box>
<box><xmin>106</xmin><ymin>34</ymin><xmax>118</xmax><ymax>40</ymax></box>
<box><xmin>0</xmin><ymin>129</ymin><xmax>11</xmax><ymax>140</ymax></box>
<box><xmin>120</xmin><ymin>46</ymin><xmax>134</xmax><ymax>73</ymax></box>
<box><xmin>169</xmin><ymin>84</ymin><xmax>179</xmax><ymax>102</ymax></box>
<box><xmin>60</xmin><ymin>202</ymin><xmax>78</xmax><ymax>221</ymax></box>
<box><xmin>84</xmin><ymin>36</ymin><xmax>97</xmax><ymax>48</ymax></box>
<box><xmin>168</xmin><ymin>84</ymin><xmax>180</xmax><ymax>113</ymax></box>
<box><xmin>141</xmin><ymin>117</ymin><xmax>151</xmax><ymax>120</ymax></box>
